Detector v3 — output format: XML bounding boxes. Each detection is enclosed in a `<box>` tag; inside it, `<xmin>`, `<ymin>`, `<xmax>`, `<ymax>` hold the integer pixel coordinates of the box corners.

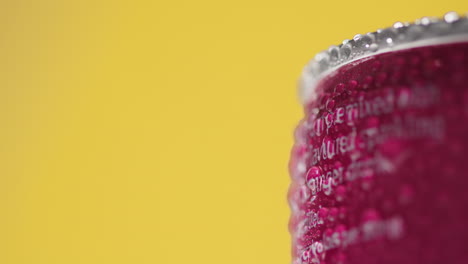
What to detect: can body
<box><xmin>289</xmin><ymin>41</ymin><xmax>468</xmax><ymax>263</ymax></box>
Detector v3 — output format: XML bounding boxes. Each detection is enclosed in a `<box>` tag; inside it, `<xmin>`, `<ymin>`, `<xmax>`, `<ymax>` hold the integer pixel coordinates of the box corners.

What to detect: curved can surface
<box><xmin>289</xmin><ymin>14</ymin><xmax>468</xmax><ymax>264</ymax></box>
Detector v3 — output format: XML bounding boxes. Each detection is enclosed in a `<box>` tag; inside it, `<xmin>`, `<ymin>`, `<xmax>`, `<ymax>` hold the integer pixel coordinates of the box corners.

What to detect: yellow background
<box><xmin>1</xmin><ymin>1</ymin><xmax>467</xmax><ymax>263</ymax></box>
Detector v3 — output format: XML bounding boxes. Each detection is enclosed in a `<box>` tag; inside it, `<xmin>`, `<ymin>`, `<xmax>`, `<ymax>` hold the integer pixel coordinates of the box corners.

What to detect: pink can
<box><xmin>289</xmin><ymin>12</ymin><xmax>468</xmax><ymax>264</ymax></box>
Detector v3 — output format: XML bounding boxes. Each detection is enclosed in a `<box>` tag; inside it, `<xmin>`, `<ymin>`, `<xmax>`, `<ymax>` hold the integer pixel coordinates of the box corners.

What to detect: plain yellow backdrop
<box><xmin>1</xmin><ymin>1</ymin><xmax>467</xmax><ymax>263</ymax></box>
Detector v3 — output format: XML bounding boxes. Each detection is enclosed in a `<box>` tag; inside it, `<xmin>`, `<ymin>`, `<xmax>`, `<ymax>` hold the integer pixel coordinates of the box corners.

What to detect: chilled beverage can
<box><xmin>289</xmin><ymin>12</ymin><xmax>468</xmax><ymax>264</ymax></box>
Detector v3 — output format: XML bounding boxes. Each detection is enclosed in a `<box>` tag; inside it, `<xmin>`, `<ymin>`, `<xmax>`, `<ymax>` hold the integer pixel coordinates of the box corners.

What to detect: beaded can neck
<box><xmin>299</xmin><ymin>12</ymin><xmax>468</xmax><ymax>105</ymax></box>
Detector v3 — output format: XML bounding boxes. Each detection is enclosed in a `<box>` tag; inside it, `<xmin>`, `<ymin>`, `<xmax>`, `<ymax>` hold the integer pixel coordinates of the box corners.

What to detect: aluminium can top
<box><xmin>299</xmin><ymin>12</ymin><xmax>468</xmax><ymax>105</ymax></box>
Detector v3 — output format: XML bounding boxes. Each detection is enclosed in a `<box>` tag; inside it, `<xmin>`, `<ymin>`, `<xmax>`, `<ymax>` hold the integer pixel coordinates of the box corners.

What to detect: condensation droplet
<box><xmin>315</xmin><ymin>51</ymin><xmax>330</xmax><ymax>72</ymax></box>
<box><xmin>376</xmin><ymin>28</ymin><xmax>398</xmax><ymax>46</ymax></box>
<box><xmin>444</xmin><ymin>11</ymin><xmax>460</xmax><ymax>23</ymax></box>
<box><xmin>353</xmin><ymin>34</ymin><xmax>374</xmax><ymax>53</ymax></box>
<box><xmin>387</xmin><ymin>217</ymin><xmax>405</xmax><ymax>240</ymax></box>
<box><xmin>416</xmin><ymin>16</ymin><xmax>436</xmax><ymax>26</ymax></box>
<box><xmin>308</xmin><ymin>59</ymin><xmax>321</xmax><ymax>76</ymax></box>
<box><xmin>328</xmin><ymin>45</ymin><xmax>340</xmax><ymax>65</ymax></box>
<box><xmin>393</xmin><ymin>21</ymin><xmax>405</xmax><ymax>29</ymax></box>
<box><xmin>339</xmin><ymin>43</ymin><xmax>352</xmax><ymax>60</ymax></box>
<box><xmin>306</xmin><ymin>166</ymin><xmax>322</xmax><ymax>195</ymax></box>
<box><xmin>326</xmin><ymin>99</ymin><xmax>336</xmax><ymax>111</ymax></box>
<box><xmin>318</xmin><ymin>207</ymin><xmax>329</xmax><ymax>224</ymax></box>
<box><xmin>335</xmin><ymin>83</ymin><xmax>345</xmax><ymax>93</ymax></box>
<box><xmin>369</xmin><ymin>43</ymin><xmax>379</xmax><ymax>52</ymax></box>
<box><xmin>328</xmin><ymin>207</ymin><xmax>338</xmax><ymax>222</ymax></box>
<box><xmin>335</xmin><ymin>185</ymin><xmax>346</xmax><ymax>202</ymax></box>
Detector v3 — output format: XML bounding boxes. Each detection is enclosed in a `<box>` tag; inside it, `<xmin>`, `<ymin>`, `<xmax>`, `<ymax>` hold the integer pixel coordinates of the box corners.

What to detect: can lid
<box><xmin>299</xmin><ymin>12</ymin><xmax>468</xmax><ymax>105</ymax></box>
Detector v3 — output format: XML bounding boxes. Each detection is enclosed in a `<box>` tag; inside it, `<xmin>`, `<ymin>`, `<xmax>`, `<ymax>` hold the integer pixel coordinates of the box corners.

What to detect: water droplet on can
<box><xmin>315</xmin><ymin>51</ymin><xmax>330</xmax><ymax>72</ymax></box>
<box><xmin>353</xmin><ymin>34</ymin><xmax>374</xmax><ymax>53</ymax></box>
<box><xmin>416</xmin><ymin>16</ymin><xmax>436</xmax><ymax>26</ymax></box>
<box><xmin>444</xmin><ymin>11</ymin><xmax>460</xmax><ymax>23</ymax></box>
<box><xmin>393</xmin><ymin>21</ymin><xmax>405</xmax><ymax>29</ymax></box>
<box><xmin>376</xmin><ymin>28</ymin><xmax>398</xmax><ymax>46</ymax></box>
<box><xmin>339</xmin><ymin>43</ymin><xmax>352</xmax><ymax>60</ymax></box>
<box><xmin>328</xmin><ymin>45</ymin><xmax>340</xmax><ymax>65</ymax></box>
<box><xmin>308</xmin><ymin>60</ymin><xmax>321</xmax><ymax>76</ymax></box>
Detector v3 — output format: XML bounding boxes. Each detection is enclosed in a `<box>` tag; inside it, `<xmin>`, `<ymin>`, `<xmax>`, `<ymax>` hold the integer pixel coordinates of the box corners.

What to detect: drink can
<box><xmin>289</xmin><ymin>12</ymin><xmax>468</xmax><ymax>264</ymax></box>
